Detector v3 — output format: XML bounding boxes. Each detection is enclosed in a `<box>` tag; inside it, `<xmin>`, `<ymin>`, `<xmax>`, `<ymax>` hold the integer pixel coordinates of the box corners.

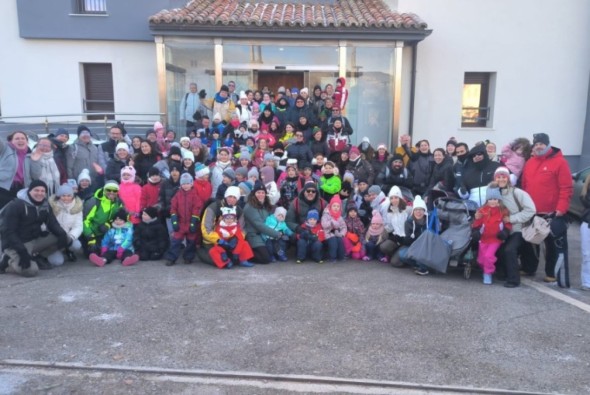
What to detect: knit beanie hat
<box><xmin>56</xmin><ymin>183</ymin><xmax>74</xmax><ymax>197</ymax></box>
<box><xmin>55</xmin><ymin>128</ymin><xmax>69</xmax><ymax>138</ymax></box>
<box><xmin>238</xmin><ymin>181</ymin><xmax>253</xmax><ymax>196</ymax></box>
<box><xmin>532</xmin><ymin>133</ymin><xmax>550</xmax><ymax>146</ymax></box>
<box><xmin>169</xmin><ymin>163</ymin><xmax>182</xmax><ymax>174</ymax></box>
<box><xmin>169</xmin><ymin>146</ymin><xmax>182</xmax><ymax>158</ymax></box>
<box><xmin>182</xmin><ymin>150</ymin><xmax>195</xmax><ymax>162</ymax></box>
<box><xmin>494</xmin><ymin>166</ymin><xmax>511</xmax><ymax>178</ymax></box>
<box><xmin>349</xmin><ymin>146</ymin><xmax>360</xmax><ymax>157</ymax></box>
<box><xmin>307</xmin><ymin>209</ymin><xmax>319</xmax><ymax>221</ymax></box>
<box><xmin>235</xmin><ymin>167</ymin><xmax>248</xmax><ymax>179</ymax></box>
<box><xmin>240</xmin><ymin>151</ymin><xmax>251</xmax><ymax>161</ymax></box>
<box><xmin>368</xmin><ymin>185</ymin><xmax>381</xmax><ymax>195</ymax></box>
<box><xmin>113</xmin><ymin>209</ymin><xmax>128</xmax><ymax>222</ymax></box>
<box><xmin>392</xmin><ymin>154</ymin><xmax>404</xmax><ymax>163</ymax></box>
<box><xmin>153</xmin><ymin>121</ymin><xmax>164</xmax><ymax>131</ymax></box>
<box><xmin>251</xmin><ymin>181</ymin><xmax>267</xmax><ymax>195</ymax></box>
<box><xmin>195</xmin><ymin>163</ymin><xmax>210</xmax><ymax>178</ymax></box>
<box><xmin>28</xmin><ymin>179</ymin><xmax>48</xmax><ymax>194</ymax></box>
<box><xmin>78</xmin><ymin>168</ymin><xmax>92</xmax><ymax>184</ymax></box>
<box><xmin>223</xmin><ymin>168</ymin><xmax>236</xmax><ymax>181</ymax></box>
<box><xmin>180</xmin><ymin>172</ymin><xmax>194</xmax><ymax>185</ymax></box>
<box><xmin>486</xmin><ymin>187</ymin><xmax>503</xmax><ymax>201</ymax></box>
<box><xmin>260</xmin><ymin>166</ymin><xmax>275</xmax><ymax>183</ymax></box>
<box><xmin>221</xmin><ymin>206</ymin><xmax>237</xmax><ymax>218</ymax></box>
<box><xmin>116</xmin><ymin>142</ymin><xmax>129</xmax><ymax>153</ymax></box>
<box><xmin>413</xmin><ymin>195</ymin><xmax>427</xmax><ymax>212</ymax></box>
<box><xmin>388</xmin><ymin>185</ymin><xmax>404</xmax><ymax>199</ymax></box>
<box><xmin>248</xmin><ymin>167</ymin><xmax>259</xmax><ymax>180</ymax></box>
<box><xmin>180</xmin><ymin>136</ymin><xmax>190</xmax><ymax>145</ymax></box>
<box><xmin>143</xmin><ymin>206</ymin><xmax>159</xmax><ymax>220</ymax></box>
<box><xmin>148</xmin><ymin>167</ymin><xmax>161</xmax><ymax>177</ymax></box>
<box><xmin>371</xmin><ymin>210</ymin><xmax>384</xmax><ymax>225</ymax></box>
<box><xmin>104</xmin><ymin>180</ymin><xmax>119</xmax><ymax>191</ymax></box>
<box><xmin>224</xmin><ymin>185</ymin><xmax>241</xmax><ymax>199</ymax></box>
<box><xmin>76</xmin><ymin>125</ymin><xmax>91</xmax><ymax>136</ymax></box>
<box><xmin>274</xmin><ymin>206</ymin><xmax>287</xmax><ymax>218</ymax></box>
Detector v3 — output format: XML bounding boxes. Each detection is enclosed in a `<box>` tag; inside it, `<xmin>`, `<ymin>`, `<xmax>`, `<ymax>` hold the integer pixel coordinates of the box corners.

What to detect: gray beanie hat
<box><xmin>248</xmin><ymin>167</ymin><xmax>259</xmax><ymax>180</ymax></box>
<box><xmin>368</xmin><ymin>185</ymin><xmax>381</xmax><ymax>195</ymax></box>
<box><xmin>180</xmin><ymin>172</ymin><xmax>194</xmax><ymax>185</ymax></box>
<box><xmin>485</xmin><ymin>187</ymin><xmax>503</xmax><ymax>201</ymax></box>
<box><xmin>56</xmin><ymin>183</ymin><xmax>74</xmax><ymax>197</ymax></box>
<box><xmin>223</xmin><ymin>168</ymin><xmax>236</xmax><ymax>181</ymax></box>
<box><xmin>235</xmin><ymin>167</ymin><xmax>249</xmax><ymax>179</ymax></box>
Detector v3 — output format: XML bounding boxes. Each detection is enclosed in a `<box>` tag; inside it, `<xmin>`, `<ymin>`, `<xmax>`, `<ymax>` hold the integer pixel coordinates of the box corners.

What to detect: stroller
<box><xmin>434</xmin><ymin>197</ymin><xmax>475</xmax><ymax>278</ymax></box>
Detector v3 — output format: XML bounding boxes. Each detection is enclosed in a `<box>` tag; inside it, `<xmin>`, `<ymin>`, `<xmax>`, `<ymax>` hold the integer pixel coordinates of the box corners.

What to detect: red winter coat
<box><xmin>333</xmin><ymin>77</ymin><xmax>349</xmax><ymax>111</ymax></box>
<box><xmin>521</xmin><ymin>147</ymin><xmax>573</xmax><ymax>214</ymax></box>
<box><xmin>194</xmin><ymin>178</ymin><xmax>213</xmax><ymax>203</ymax></box>
<box><xmin>141</xmin><ymin>182</ymin><xmax>161</xmax><ymax>211</ymax></box>
<box><xmin>472</xmin><ymin>205</ymin><xmax>512</xmax><ymax>243</ymax></box>
<box><xmin>170</xmin><ymin>188</ymin><xmax>203</xmax><ymax>233</ymax></box>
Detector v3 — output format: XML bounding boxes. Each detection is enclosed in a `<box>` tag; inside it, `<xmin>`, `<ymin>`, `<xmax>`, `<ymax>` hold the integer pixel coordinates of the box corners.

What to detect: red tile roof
<box><xmin>149</xmin><ymin>0</ymin><xmax>428</xmax><ymax>30</ymax></box>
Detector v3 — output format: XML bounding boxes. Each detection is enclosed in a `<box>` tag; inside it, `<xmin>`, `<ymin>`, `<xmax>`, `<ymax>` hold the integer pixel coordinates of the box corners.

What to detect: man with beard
<box><xmin>376</xmin><ymin>153</ymin><xmax>413</xmax><ymax>196</ymax></box>
<box><xmin>286</xmin><ymin>182</ymin><xmax>327</xmax><ymax>233</ymax></box>
<box><xmin>458</xmin><ymin>143</ymin><xmax>501</xmax><ymax>207</ymax></box>
<box><xmin>98</xmin><ymin>123</ymin><xmax>132</xmax><ymax>171</ymax></box>
<box><xmin>452</xmin><ymin>142</ymin><xmax>470</xmax><ymax>196</ymax></box>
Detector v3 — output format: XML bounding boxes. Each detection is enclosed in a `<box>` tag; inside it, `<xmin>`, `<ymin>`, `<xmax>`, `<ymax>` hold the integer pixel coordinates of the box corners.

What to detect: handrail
<box><xmin>0</xmin><ymin>113</ymin><xmax>165</xmax><ymax>119</ymax></box>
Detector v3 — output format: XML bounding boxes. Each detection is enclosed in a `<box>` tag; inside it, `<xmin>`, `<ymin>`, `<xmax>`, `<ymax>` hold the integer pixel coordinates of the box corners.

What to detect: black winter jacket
<box><xmin>134</xmin><ymin>219</ymin><xmax>170</xmax><ymax>254</ymax></box>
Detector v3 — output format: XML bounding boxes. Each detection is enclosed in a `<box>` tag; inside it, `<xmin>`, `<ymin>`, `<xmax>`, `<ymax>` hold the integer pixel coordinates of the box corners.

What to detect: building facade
<box><xmin>1</xmin><ymin>0</ymin><xmax>589</xmax><ymax>168</ymax></box>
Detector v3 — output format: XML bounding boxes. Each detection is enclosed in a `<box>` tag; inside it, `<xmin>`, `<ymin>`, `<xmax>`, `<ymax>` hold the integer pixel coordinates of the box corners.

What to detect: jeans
<box><xmin>296</xmin><ymin>239</ymin><xmax>323</xmax><ymax>262</ymax></box>
<box><xmin>364</xmin><ymin>240</ymin><xmax>384</xmax><ymax>260</ymax></box>
<box><xmin>165</xmin><ymin>234</ymin><xmax>196</xmax><ymax>262</ymax></box>
<box><xmin>326</xmin><ymin>237</ymin><xmax>345</xmax><ymax>260</ymax></box>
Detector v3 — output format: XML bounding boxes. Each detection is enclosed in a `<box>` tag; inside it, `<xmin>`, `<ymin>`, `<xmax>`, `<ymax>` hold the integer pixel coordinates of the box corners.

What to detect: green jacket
<box><xmin>320</xmin><ymin>174</ymin><xmax>342</xmax><ymax>195</ymax></box>
<box><xmin>83</xmin><ymin>188</ymin><xmax>123</xmax><ymax>238</ymax></box>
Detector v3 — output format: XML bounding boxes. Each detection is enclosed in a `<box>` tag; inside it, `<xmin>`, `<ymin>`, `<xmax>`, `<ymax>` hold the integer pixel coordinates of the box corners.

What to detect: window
<box><xmin>82</xmin><ymin>63</ymin><xmax>114</xmax><ymax>120</ymax></box>
<box><xmin>75</xmin><ymin>0</ymin><xmax>107</xmax><ymax>14</ymax></box>
<box><xmin>461</xmin><ymin>72</ymin><xmax>495</xmax><ymax>128</ymax></box>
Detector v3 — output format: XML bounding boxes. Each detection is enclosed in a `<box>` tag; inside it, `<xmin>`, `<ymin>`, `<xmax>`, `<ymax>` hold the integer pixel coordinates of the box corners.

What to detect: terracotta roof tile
<box><xmin>150</xmin><ymin>0</ymin><xmax>428</xmax><ymax>30</ymax></box>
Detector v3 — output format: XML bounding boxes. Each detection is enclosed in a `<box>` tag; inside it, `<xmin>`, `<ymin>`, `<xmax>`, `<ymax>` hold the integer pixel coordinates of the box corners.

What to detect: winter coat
<box><xmin>261</xmin><ymin>214</ymin><xmax>294</xmax><ymax>241</ymax></box>
<box><xmin>119</xmin><ymin>182</ymin><xmax>142</xmax><ymax>224</ymax></box>
<box><xmin>344</xmin><ymin>215</ymin><xmax>365</xmax><ymax>237</ymax></box>
<box><xmin>370</xmin><ymin>154</ymin><xmax>389</xmax><ymax>179</ymax></box>
<box><xmin>243</xmin><ymin>201</ymin><xmax>281</xmax><ymax>248</ymax></box>
<box><xmin>265</xmin><ymin>181</ymin><xmax>280</xmax><ymax>206</ymax></box>
<box><xmin>67</xmin><ymin>139</ymin><xmax>101</xmax><ymax>185</ymax></box>
<box><xmin>49</xmin><ymin>195</ymin><xmax>84</xmax><ymax>241</ymax></box>
<box><xmin>379</xmin><ymin>202</ymin><xmax>410</xmax><ymax>237</ymax></box>
<box><xmin>159</xmin><ymin>177</ymin><xmax>180</xmax><ymax>218</ymax></box>
<box><xmin>0</xmin><ymin>140</ymin><xmax>32</xmax><ymax>191</ymax></box>
<box><xmin>83</xmin><ymin>188</ymin><xmax>123</xmax><ymax>238</ymax></box>
<box><xmin>326</xmin><ymin>130</ymin><xmax>350</xmax><ymax>153</ymax></box>
<box><xmin>170</xmin><ymin>188</ymin><xmax>203</xmax><ymax>234</ymax></box>
<box><xmin>140</xmin><ymin>181</ymin><xmax>161</xmax><ymax>211</ymax></box>
<box><xmin>0</xmin><ymin>189</ymin><xmax>67</xmax><ymax>251</ymax></box>
<box><xmin>459</xmin><ymin>146</ymin><xmax>501</xmax><ymax>206</ymax></box>
<box><xmin>50</xmin><ymin>139</ymin><xmax>69</xmax><ymax>185</ymax></box>
<box><xmin>319</xmin><ymin>174</ymin><xmax>341</xmax><ymax>201</ymax></box>
<box><xmin>427</xmin><ymin>159</ymin><xmax>455</xmax><ymax>193</ymax></box>
<box><xmin>345</xmin><ymin>158</ymin><xmax>375</xmax><ymax>185</ymax></box>
<box><xmin>210</xmin><ymin>160</ymin><xmax>233</xmax><ymax>197</ymax></box>
<box><xmin>321</xmin><ymin>211</ymin><xmax>347</xmax><ymax>239</ymax></box>
<box><xmin>402</xmin><ymin>216</ymin><xmax>427</xmax><ymax>246</ymax></box>
<box><xmin>499</xmin><ymin>186</ymin><xmax>536</xmax><ymax>233</ymax></box>
<box><xmin>408</xmin><ymin>152</ymin><xmax>434</xmax><ymax>195</ymax></box>
<box><xmin>133</xmin><ymin>153</ymin><xmax>160</xmax><ymax>183</ymax></box>
<box><xmin>201</xmin><ymin>199</ymin><xmax>244</xmax><ymax>245</ymax></box>
<box><xmin>101</xmin><ymin>223</ymin><xmax>134</xmax><ymax>252</ymax></box>
<box><xmin>296</xmin><ymin>221</ymin><xmax>325</xmax><ymax>242</ymax></box>
<box><xmin>194</xmin><ymin>178</ymin><xmax>213</xmax><ymax>203</ymax></box>
<box><xmin>521</xmin><ymin>146</ymin><xmax>572</xmax><ymax>214</ymax></box>
<box><xmin>286</xmin><ymin>189</ymin><xmax>327</xmax><ymax>232</ymax></box>
<box><xmin>472</xmin><ymin>205</ymin><xmax>512</xmax><ymax>243</ymax></box>
<box><xmin>286</xmin><ymin>142</ymin><xmax>313</xmax><ymax>165</ymax></box>
<box><xmin>376</xmin><ymin>161</ymin><xmax>413</xmax><ymax>193</ymax></box>
<box><xmin>309</xmin><ymin>140</ymin><xmax>330</xmax><ymax>158</ymax></box>
<box><xmin>500</xmin><ymin>144</ymin><xmax>526</xmax><ymax>178</ymax></box>
<box><xmin>134</xmin><ymin>219</ymin><xmax>169</xmax><ymax>254</ymax></box>
<box><xmin>333</xmin><ymin>77</ymin><xmax>349</xmax><ymax>110</ymax></box>
<box><xmin>105</xmin><ymin>156</ymin><xmax>131</xmax><ymax>183</ymax></box>
<box><xmin>287</xmin><ymin>104</ymin><xmax>316</xmax><ymax>127</ymax></box>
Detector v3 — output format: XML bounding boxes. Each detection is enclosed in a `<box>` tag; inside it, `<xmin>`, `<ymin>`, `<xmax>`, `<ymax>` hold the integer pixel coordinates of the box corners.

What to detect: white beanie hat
<box><xmin>388</xmin><ymin>185</ymin><xmax>403</xmax><ymax>199</ymax></box>
<box><xmin>116</xmin><ymin>142</ymin><xmax>129</xmax><ymax>153</ymax></box>
<box><xmin>77</xmin><ymin>168</ymin><xmax>91</xmax><ymax>184</ymax></box>
<box><xmin>224</xmin><ymin>186</ymin><xmax>241</xmax><ymax>199</ymax></box>
<box><xmin>412</xmin><ymin>195</ymin><xmax>427</xmax><ymax>212</ymax></box>
<box><xmin>182</xmin><ymin>150</ymin><xmax>195</xmax><ymax>162</ymax></box>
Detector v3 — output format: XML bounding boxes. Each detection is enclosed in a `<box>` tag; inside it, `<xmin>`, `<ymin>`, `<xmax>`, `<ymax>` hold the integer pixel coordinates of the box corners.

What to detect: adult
<box><xmin>205</xmin><ymin>85</ymin><xmax>236</xmax><ymax>124</ymax></box>
<box><xmin>98</xmin><ymin>123</ymin><xmax>131</xmax><ymax>171</ymax></box>
<box><xmin>274</xmin><ymin>96</ymin><xmax>290</xmax><ymax>127</ymax></box>
<box><xmin>287</xmin><ymin>95</ymin><xmax>316</xmax><ymax>127</ymax></box>
<box><xmin>375</xmin><ymin>153</ymin><xmax>413</xmax><ymax>196</ymax></box>
<box><xmin>82</xmin><ymin>180</ymin><xmax>123</xmax><ymax>257</ymax></box>
<box><xmin>0</xmin><ymin>180</ymin><xmax>69</xmax><ymax>276</ymax></box>
<box><xmin>458</xmin><ymin>143</ymin><xmax>500</xmax><ymax>207</ymax></box>
<box><xmin>520</xmin><ymin>133</ymin><xmax>573</xmax><ymax>285</ymax></box>
<box><xmin>408</xmin><ymin>139</ymin><xmax>434</xmax><ymax>197</ymax></box>
<box><xmin>425</xmin><ymin>148</ymin><xmax>455</xmax><ymax>206</ymax></box>
<box><xmin>394</xmin><ymin>134</ymin><xmax>417</xmax><ymax>167</ymax></box>
<box><xmin>227</xmin><ymin>80</ymin><xmax>240</xmax><ymax>104</ymax></box>
<box><xmin>50</xmin><ymin>128</ymin><xmax>70</xmax><ymax>184</ymax></box>
<box><xmin>105</xmin><ymin>142</ymin><xmax>133</xmax><ymax>183</ymax></box>
<box><xmin>67</xmin><ymin>126</ymin><xmax>103</xmax><ymax>187</ymax></box>
<box><xmin>179</xmin><ymin>82</ymin><xmax>200</xmax><ymax>132</ymax></box>
<box><xmin>493</xmin><ymin>167</ymin><xmax>536</xmax><ymax>288</ymax></box>
<box><xmin>286</xmin><ymin>182</ymin><xmax>327</xmax><ymax>232</ymax></box>
<box><xmin>133</xmin><ymin>140</ymin><xmax>161</xmax><ymax>183</ymax></box>
<box><xmin>242</xmin><ymin>183</ymin><xmax>282</xmax><ymax>264</ymax></box>
<box><xmin>48</xmin><ymin>183</ymin><xmax>84</xmax><ymax>265</ymax></box>
<box><xmin>345</xmin><ymin>146</ymin><xmax>375</xmax><ymax>185</ymax></box>
<box><xmin>370</xmin><ymin>143</ymin><xmax>390</xmax><ymax>175</ymax></box>
<box><xmin>452</xmin><ymin>142</ymin><xmax>470</xmax><ymax>195</ymax></box>
<box><xmin>379</xmin><ymin>186</ymin><xmax>411</xmax><ymax>263</ymax></box>
<box><xmin>579</xmin><ymin>174</ymin><xmax>590</xmax><ymax>291</ymax></box>
<box><xmin>309</xmin><ymin>127</ymin><xmax>329</xmax><ymax>158</ymax></box>
<box><xmin>0</xmin><ymin>131</ymin><xmax>31</xmax><ymax>209</ymax></box>
<box><xmin>286</xmin><ymin>130</ymin><xmax>313</xmax><ymax>165</ymax></box>
<box><xmin>327</xmin><ymin>106</ymin><xmax>352</xmax><ymax>135</ymax></box>
<box><xmin>29</xmin><ymin>137</ymin><xmax>61</xmax><ymax>196</ymax></box>
<box><xmin>235</xmin><ymin>91</ymin><xmax>252</xmax><ymax>125</ymax></box>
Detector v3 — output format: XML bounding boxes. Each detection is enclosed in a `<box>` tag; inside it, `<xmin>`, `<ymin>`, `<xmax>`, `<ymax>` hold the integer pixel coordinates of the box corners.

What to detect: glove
<box><xmin>100</xmin><ymin>247</ymin><xmax>108</xmax><ymax>256</ymax></box>
<box><xmin>496</xmin><ymin>228</ymin><xmax>510</xmax><ymax>241</ymax></box>
<box><xmin>98</xmin><ymin>224</ymin><xmax>110</xmax><ymax>234</ymax></box>
<box><xmin>171</xmin><ymin>214</ymin><xmax>179</xmax><ymax>232</ymax></box>
<box><xmin>18</xmin><ymin>250</ymin><xmax>31</xmax><ymax>269</ymax></box>
<box><xmin>56</xmin><ymin>234</ymin><xmax>69</xmax><ymax>250</ymax></box>
<box><xmin>88</xmin><ymin>237</ymin><xmax>97</xmax><ymax>247</ymax></box>
<box><xmin>218</xmin><ymin>239</ymin><xmax>227</xmax><ymax>246</ymax></box>
<box><xmin>227</xmin><ymin>237</ymin><xmax>238</xmax><ymax>249</ymax></box>
<box><xmin>116</xmin><ymin>247</ymin><xmax>125</xmax><ymax>260</ymax></box>
<box><xmin>189</xmin><ymin>216</ymin><xmax>199</xmax><ymax>233</ymax></box>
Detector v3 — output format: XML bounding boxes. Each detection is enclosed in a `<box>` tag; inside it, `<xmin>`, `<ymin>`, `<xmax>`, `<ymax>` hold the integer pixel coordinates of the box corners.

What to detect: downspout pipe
<box><xmin>408</xmin><ymin>43</ymin><xmax>418</xmax><ymax>138</ymax></box>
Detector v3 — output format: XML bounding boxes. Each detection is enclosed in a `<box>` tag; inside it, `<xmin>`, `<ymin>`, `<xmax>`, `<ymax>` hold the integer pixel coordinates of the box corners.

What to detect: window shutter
<box><xmin>83</xmin><ymin>63</ymin><xmax>114</xmax><ymax>119</ymax></box>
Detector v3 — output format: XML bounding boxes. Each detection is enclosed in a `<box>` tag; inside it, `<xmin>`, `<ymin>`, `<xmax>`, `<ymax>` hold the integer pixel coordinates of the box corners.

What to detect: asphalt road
<box><xmin>1</xmin><ymin>222</ymin><xmax>589</xmax><ymax>394</ymax></box>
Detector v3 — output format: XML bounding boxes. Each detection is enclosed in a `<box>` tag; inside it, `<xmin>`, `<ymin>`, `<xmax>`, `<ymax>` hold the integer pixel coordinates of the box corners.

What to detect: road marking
<box><xmin>523</xmin><ymin>279</ymin><xmax>590</xmax><ymax>313</ymax></box>
<box><xmin>0</xmin><ymin>359</ymin><xmax>554</xmax><ymax>395</ymax></box>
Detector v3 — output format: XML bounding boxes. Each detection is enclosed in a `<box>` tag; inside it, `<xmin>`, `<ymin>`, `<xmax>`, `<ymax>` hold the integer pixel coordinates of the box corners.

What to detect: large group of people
<box><xmin>0</xmin><ymin>80</ymin><xmax>585</xmax><ymax>292</ymax></box>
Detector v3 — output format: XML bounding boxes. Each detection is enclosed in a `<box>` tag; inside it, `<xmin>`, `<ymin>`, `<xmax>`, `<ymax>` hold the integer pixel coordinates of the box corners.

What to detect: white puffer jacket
<box><xmin>49</xmin><ymin>196</ymin><xmax>83</xmax><ymax>240</ymax></box>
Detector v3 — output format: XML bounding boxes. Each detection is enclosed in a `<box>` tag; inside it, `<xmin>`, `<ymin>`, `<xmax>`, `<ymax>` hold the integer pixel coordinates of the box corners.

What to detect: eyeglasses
<box><xmin>305</xmin><ymin>190</ymin><xmax>317</xmax><ymax>194</ymax></box>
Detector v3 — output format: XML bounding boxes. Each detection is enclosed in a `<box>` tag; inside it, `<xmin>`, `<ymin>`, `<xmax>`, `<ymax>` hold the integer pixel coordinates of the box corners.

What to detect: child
<box><xmin>163</xmin><ymin>173</ymin><xmax>204</xmax><ymax>266</ymax></box>
<box><xmin>278</xmin><ymin>164</ymin><xmax>299</xmax><ymax>209</ymax></box>
<box><xmin>321</xmin><ymin>195</ymin><xmax>347</xmax><ymax>262</ymax></box>
<box><xmin>140</xmin><ymin>167</ymin><xmax>162</xmax><ymax>212</ymax></box>
<box><xmin>216</xmin><ymin>168</ymin><xmax>236</xmax><ymax>200</ymax></box>
<box><xmin>263</xmin><ymin>207</ymin><xmax>293</xmax><ymax>262</ymax></box>
<box><xmin>333</xmin><ymin>77</ymin><xmax>348</xmax><ymax>111</ymax></box>
<box><xmin>119</xmin><ymin>166</ymin><xmax>142</xmax><ymax>225</ymax></box>
<box><xmin>209</xmin><ymin>206</ymin><xmax>254</xmax><ymax>269</ymax></box>
<box><xmin>296</xmin><ymin>209</ymin><xmax>325</xmax><ymax>263</ymax></box>
<box><xmin>392</xmin><ymin>195</ymin><xmax>429</xmax><ymax>275</ymax></box>
<box><xmin>76</xmin><ymin>169</ymin><xmax>94</xmax><ymax>201</ymax></box>
<box><xmin>362</xmin><ymin>211</ymin><xmax>389</xmax><ymax>262</ymax></box>
<box><xmin>261</xmin><ymin>166</ymin><xmax>280</xmax><ymax>206</ymax></box>
<box><xmin>343</xmin><ymin>205</ymin><xmax>365</xmax><ymax>260</ymax></box>
<box><xmin>89</xmin><ymin>209</ymin><xmax>139</xmax><ymax>267</ymax></box>
<box><xmin>319</xmin><ymin>161</ymin><xmax>341</xmax><ymax>202</ymax></box>
<box><xmin>182</xmin><ymin>150</ymin><xmax>196</xmax><ymax>177</ymax></box>
<box><xmin>500</xmin><ymin>138</ymin><xmax>531</xmax><ymax>181</ymax></box>
<box><xmin>194</xmin><ymin>164</ymin><xmax>213</xmax><ymax>203</ymax></box>
<box><xmin>472</xmin><ymin>186</ymin><xmax>512</xmax><ymax>285</ymax></box>
<box><xmin>134</xmin><ymin>207</ymin><xmax>169</xmax><ymax>261</ymax></box>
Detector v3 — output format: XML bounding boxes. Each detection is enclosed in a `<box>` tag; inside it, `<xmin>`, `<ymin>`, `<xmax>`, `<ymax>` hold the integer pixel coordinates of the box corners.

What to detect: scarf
<box><xmin>218</xmin><ymin>220</ymin><xmax>238</xmax><ymax>239</ymax></box>
<box><xmin>37</xmin><ymin>151</ymin><xmax>61</xmax><ymax>195</ymax></box>
<box><xmin>328</xmin><ymin>203</ymin><xmax>341</xmax><ymax>220</ymax></box>
<box><xmin>214</xmin><ymin>92</ymin><xmax>228</xmax><ymax>104</ymax></box>
<box><xmin>10</xmin><ymin>143</ymin><xmax>28</xmax><ymax>187</ymax></box>
<box><xmin>367</xmin><ymin>222</ymin><xmax>384</xmax><ymax>237</ymax></box>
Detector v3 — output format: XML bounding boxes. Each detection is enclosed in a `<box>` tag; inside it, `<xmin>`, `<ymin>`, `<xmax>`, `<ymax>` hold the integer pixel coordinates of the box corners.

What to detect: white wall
<box><xmin>397</xmin><ymin>0</ymin><xmax>590</xmax><ymax>155</ymax></box>
<box><xmin>0</xmin><ymin>1</ymin><xmax>159</xmax><ymax>124</ymax></box>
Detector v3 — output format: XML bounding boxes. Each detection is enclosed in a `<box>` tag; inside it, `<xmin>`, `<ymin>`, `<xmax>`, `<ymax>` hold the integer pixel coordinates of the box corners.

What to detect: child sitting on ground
<box><xmin>362</xmin><ymin>210</ymin><xmax>389</xmax><ymax>262</ymax></box>
<box><xmin>133</xmin><ymin>207</ymin><xmax>169</xmax><ymax>261</ymax></box>
<box><xmin>343</xmin><ymin>205</ymin><xmax>365</xmax><ymax>260</ymax></box>
<box><xmin>321</xmin><ymin>195</ymin><xmax>348</xmax><ymax>262</ymax></box>
<box><xmin>209</xmin><ymin>206</ymin><xmax>254</xmax><ymax>269</ymax></box>
<box><xmin>89</xmin><ymin>209</ymin><xmax>139</xmax><ymax>267</ymax></box>
<box><xmin>262</xmin><ymin>207</ymin><xmax>293</xmax><ymax>262</ymax></box>
<box><xmin>296</xmin><ymin>209</ymin><xmax>325</xmax><ymax>264</ymax></box>
<box><xmin>472</xmin><ymin>186</ymin><xmax>512</xmax><ymax>285</ymax></box>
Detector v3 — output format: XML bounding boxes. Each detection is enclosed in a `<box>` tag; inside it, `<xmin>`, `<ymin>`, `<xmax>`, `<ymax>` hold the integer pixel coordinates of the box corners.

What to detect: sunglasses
<box><xmin>305</xmin><ymin>190</ymin><xmax>317</xmax><ymax>194</ymax></box>
<box><xmin>104</xmin><ymin>188</ymin><xmax>119</xmax><ymax>193</ymax></box>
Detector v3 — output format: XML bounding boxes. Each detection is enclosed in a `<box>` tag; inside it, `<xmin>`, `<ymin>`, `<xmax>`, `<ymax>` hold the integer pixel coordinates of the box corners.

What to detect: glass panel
<box><xmin>346</xmin><ymin>46</ymin><xmax>395</xmax><ymax>147</ymax></box>
<box><xmin>462</xmin><ymin>84</ymin><xmax>482</xmax><ymax>125</ymax></box>
<box><xmin>223</xmin><ymin>44</ymin><xmax>338</xmax><ymax>68</ymax></box>
<box><xmin>165</xmin><ymin>42</ymin><xmax>215</xmax><ymax>135</ymax></box>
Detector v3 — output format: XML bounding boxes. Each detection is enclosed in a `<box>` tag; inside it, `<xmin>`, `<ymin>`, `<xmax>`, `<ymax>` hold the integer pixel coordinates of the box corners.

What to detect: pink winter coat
<box><xmin>119</xmin><ymin>182</ymin><xmax>142</xmax><ymax>224</ymax></box>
